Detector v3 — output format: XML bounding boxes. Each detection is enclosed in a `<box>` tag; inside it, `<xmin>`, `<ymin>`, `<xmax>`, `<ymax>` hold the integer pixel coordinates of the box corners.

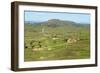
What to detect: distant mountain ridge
<box><xmin>25</xmin><ymin>19</ymin><xmax>90</xmax><ymax>27</ymax></box>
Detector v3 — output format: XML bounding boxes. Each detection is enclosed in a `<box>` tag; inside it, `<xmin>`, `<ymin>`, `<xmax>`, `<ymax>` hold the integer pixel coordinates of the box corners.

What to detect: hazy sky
<box><xmin>24</xmin><ymin>11</ymin><xmax>90</xmax><ymax>24</ymax></box>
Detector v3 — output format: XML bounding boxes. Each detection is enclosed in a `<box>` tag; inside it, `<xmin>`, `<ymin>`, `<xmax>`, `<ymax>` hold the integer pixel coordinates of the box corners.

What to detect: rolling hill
<box><xmin>24</xmin><ymin>19</ymin><xmax>90</xmax><ymax>61</ymax></box>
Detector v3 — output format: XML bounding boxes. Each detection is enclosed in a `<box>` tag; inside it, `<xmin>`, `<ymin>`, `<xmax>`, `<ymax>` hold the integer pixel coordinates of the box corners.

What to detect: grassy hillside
<box><xmin>24</xmin><ymin>19</ymin><xmax>90</xmax><ymax>61</ymax></box>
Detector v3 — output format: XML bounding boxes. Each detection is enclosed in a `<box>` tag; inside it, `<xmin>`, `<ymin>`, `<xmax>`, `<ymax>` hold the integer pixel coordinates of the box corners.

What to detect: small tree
<box><xmin>64</xmin><ymin>38</ymin><xmax>68</xmax><ymax>42</ymax></box>
<box><xmin>38</xmin><ymin>41</ymin><xmax>42</xmax><ymax>48</ymax></box>
<box><xmin>30</xmin><ymin>40</ymin><xmax>35</xmax><ymax>49</ymax></box>
<box><xmin>24</xmin><ymin>42</ymin><xmax>28</xmax><ymax>49</ymax></box>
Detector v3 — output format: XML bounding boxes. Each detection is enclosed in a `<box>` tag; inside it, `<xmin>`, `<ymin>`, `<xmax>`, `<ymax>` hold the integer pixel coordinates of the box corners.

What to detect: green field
<box><xmin>24</xmin><ymin>19</ymin><xmax>90</xmax><ymax>61</ymax></box>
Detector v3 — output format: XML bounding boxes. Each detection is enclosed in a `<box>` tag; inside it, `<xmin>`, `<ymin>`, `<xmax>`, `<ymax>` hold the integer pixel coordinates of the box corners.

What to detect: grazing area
<box><xmin>24</xmin><ymin>19</ymin><xmax>90</xmax><ymax>61</ymax></box>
